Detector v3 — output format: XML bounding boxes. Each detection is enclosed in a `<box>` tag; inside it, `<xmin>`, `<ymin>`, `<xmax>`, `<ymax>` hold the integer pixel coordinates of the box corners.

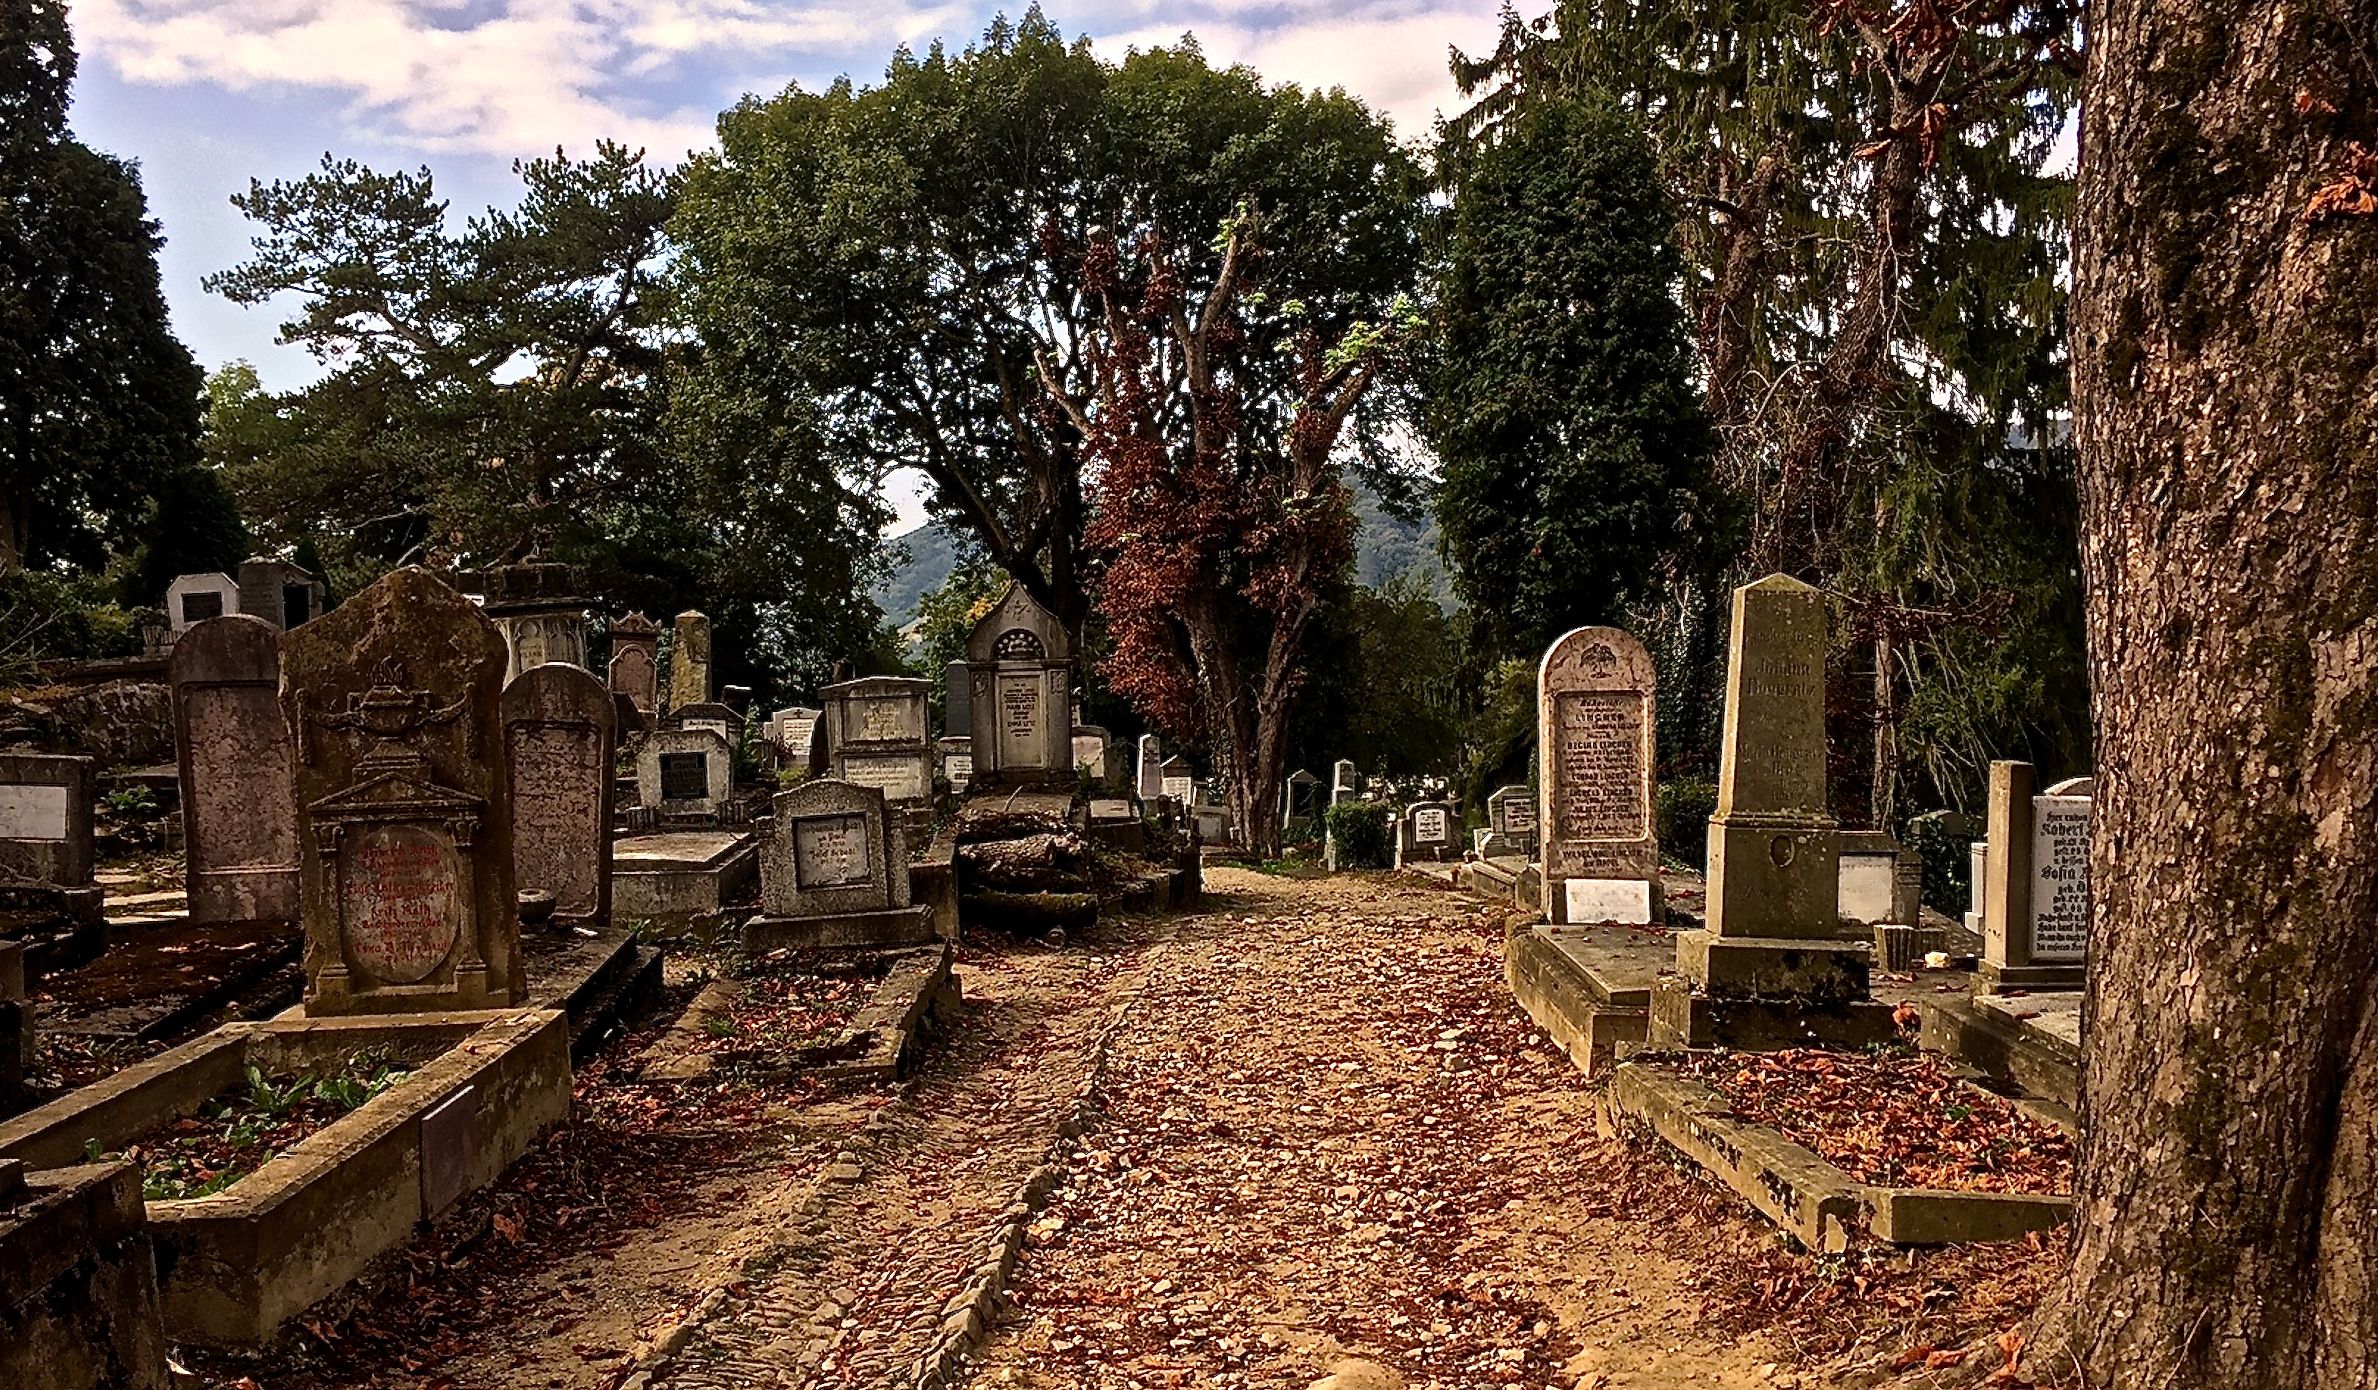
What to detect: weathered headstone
<box><xmin>1978</xmin><ymin>762</ymin><xmax>2090</xmax><ymax>990</ymax></box>
<box><xmin>674</xmin><ymin>700</ymin><xmax>745</xmax><ymax>750</ymax></box>
<box><xmin>1536</xmin><ymin>625</ymin><xmax>1660</xmax><ymax>924</ymax></box>
<box><xmin>283</xmin><ymin>568</ymin><xmax>522</xmax><ymax>1015</ymax></box>
<box><xmin>238</xmin><ymin>555</ymin><xmax>325</xmax><ymax>630</ymax></box>
<box><xmin>1160</xmin><ymin>756</ymin><xmax>1196</xmax><ymax>806</ymax></box>
<box><xmin>636</xmin><ymin>727</ymin><xmax>736</xmax><ymax>822</ymax></box>
<box><xmin>166</xmin><ymin>572</ymin><xmax>241</xmax><ymax>634</ymax></box>
<box><xmin>482</xmin><ymin>558</ymin><xmax>588</xmax><ymax>681</ymax></box>
<box><xmin>1967</xmin><ymin>840</ymin><xmax>1989</xmax><ymax>935</ymax></box>
<box><xmin>944</xmin><ymin>660</ymin><xmax>972</xmax><ymax>737</ymax></box>
<box><xmin>767</xmin><ymin>706</ymin><xmax>822</xmax><ymax>762</ymax></box>
<box><xmin>1396</xmin><ymin>800</ymin><xmax>1457</xmax><ymax>867</ymax></box>
<box><xmin>1331</xmin><ymin>760</ymin><xmax>1359</xmax><ymax>805</ymax></box>
<box><xmin>1072</xmin><ymin>726</ymin><xmax>1111</xmax><ymax>783</ymax></box>
<box><xmin>938</xmin><ymin>736</ymin><xmax>974</xmax><ymax>796</ymax></box>
<box><xmin>608</xmin><ymin>611</ymin><xmax>661</xmax><ymax>714</ymax></box>
<box><xmin>1655</xmin><ymin>574</ymin><xmax>1890</xmax><ymax>1047</ymax></box>
<box><xmin>822</xmin><ymin>675</ymin><xmax>933</xmax><ymax>809</ymax></box>
<box><xmin>1834</xmin><ymin>829</ymin><xmax>1922</xmax><ymax>929</ymax></box>
<box><xmin>1136</xmin><ymin>735</ymin><xmax>1164</xmax><ymax>801</ymax></box>
<box><xmin>1482</xmin><ymin>784</ymin><xmax>1537</xmax><ymax>859</ymax></box>
<box><xmin>747</xmin><ymin>779</ymin><xmax>934</xmax><ymax>949</ymax></box>
<box><xmin>666</xmin><ymin>610</ymin><xmax>712</xmax><ymax>713</ymax></box>
<box><xmin>504</xmin><ymin>663</ymin><xmax>616</xmax><ymax>930</ymax></box>
<box><xmin>965</xmin><ymin>583</ymin><xmax>1073</xmax><ymax>789</ymax></box>
<box><xmin>170</xmin><ymin>615</ymin><xmax>298</xmax><ymax>924</ymax></box>
<box><xmin>0</xmin><ymin>753</ymin><xmax>96</xmax><ymax>894</ymax></box>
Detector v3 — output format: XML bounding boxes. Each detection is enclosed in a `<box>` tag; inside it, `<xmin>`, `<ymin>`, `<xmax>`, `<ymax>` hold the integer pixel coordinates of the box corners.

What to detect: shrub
<box><xmin>1655</xmin><ymin>777</ymin><xmax>1718</xmax><ymax>871</ymax></box>
<box><xmin>1904</xmin><ymin>810</ymin><xmax>1978</xmax><ymax>916</ymax></box>
<box><xmin>1325</xmin><ymin>801</ymin><xmax>1393</xmax><ymax>869</ymax></box>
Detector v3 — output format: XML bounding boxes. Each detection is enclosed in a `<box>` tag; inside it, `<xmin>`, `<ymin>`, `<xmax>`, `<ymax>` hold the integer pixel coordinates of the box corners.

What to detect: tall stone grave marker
<box><xmin>482</xmin><ymin>558</ymin><xmax>588</xmax><ymax>681</ymax></box>
<box><xmin>666</xmin><ymin>611</ymin><xmax>711</xmax><ymax>713</ymax></box>
<box><xmin>965</xmin><ymin>583</ymin><xmax>1073</xmax><ymax>789</ymax></box>
<box><xmin>944</xmin><ymin>660</ymin><xmax>972</xmax><ymax>738</ymax></box>
<box><xmin>822</xmin><ymin>676</ymin><xmax>933</xmax><ymax>810</ymax></box>
<box><xmin>1537</xmin><ymin>626</ymin><xmax>1660</xmax><ymax>924</ymax></box>
<box><xmin>608</xmin><ymin>612</ymin><xmax>661</xmax><ymax>715</ymax></box>
<box><xmin>504</xmin><ymin>663</ymin><xmax>616</xmax><ymax>930</ymax></box>
<box><xmin>1331</xmin><ymin>760</ymin><xmax>1359</xmax><ymax>805</ymax></box>
<box><xmin>170</xmin><ymin>615</ymin><xmax>299</xmax><ymax>923</ymax></box>
<box><xmin>1280</xmin><ymin>769</ymin><xmax>1322</xmax><ymax>829</ymax></box>
<box><xmin>747</xmin><ymin>780</ymin><xmax>934</xmax><ymax>950</ymax></box>
<box><xmin>1655</xmin><ymin>575</ymin><xmax>1890</xmax><ymax>1047</ymax></box>
<box><xmin>1978</xmin><ymin>763</ymin><xmax>2091</xmax><ymax>990</ymax></box>
<box><xmin>283</xmin><ymin>568</ymin><xmax>522</xmax><ymax>1015</ymax></box>
<box><xmin>1137</xmin><ymin>735</ymin><xmax>1164</xmax><ymax>801</ymax></box>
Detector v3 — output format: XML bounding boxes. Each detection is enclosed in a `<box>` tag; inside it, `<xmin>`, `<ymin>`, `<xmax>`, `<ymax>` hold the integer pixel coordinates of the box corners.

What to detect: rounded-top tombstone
<box><xmin>282</xmin><ymin>567</ymin><xmax>523</xmax><ymax>1015</ymax></box>
<box><xmin>1536</xmin><ymin>625</ymin><xmax>1660</xmax><ymax>924</ymax></box>
<box><xmin>170</xmin><ymin>614</ymin><xmax>299</xmax><ymax>924</ymax></box>
<box><xmin>965</xmin><ymin>582</ymin><xmax>1073</xmax><ymax>789</ymax></box>
<box><xmin>503</xmin><ymin>662</ymin><xmax>617</xmax><ymax>930</ymax></box>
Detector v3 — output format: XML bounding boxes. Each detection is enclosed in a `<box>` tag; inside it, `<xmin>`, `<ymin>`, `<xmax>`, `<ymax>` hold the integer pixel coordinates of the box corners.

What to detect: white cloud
<box><xmin>71</xmin><ymin>0</ymin><xmax>1501</xmax><ymax>158</ymax></box>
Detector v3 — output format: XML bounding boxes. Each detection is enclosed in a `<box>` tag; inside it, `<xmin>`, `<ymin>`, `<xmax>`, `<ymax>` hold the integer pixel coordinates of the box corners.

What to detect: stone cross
<box><xmin>666</xmin><ymin>610</ymin><xmax>712</xmax><ymax>713</ymax></box>
<box><xmin>170</xmin><ymin>614</ymin><xmax>298</xmax><ymax>924</ymax></box>
<box><xmin>283</xmin><ymin>568</ymin><xmax>522</xmax><ymax>1015</ymax></box>
<box><xmin>1536</xmin><ymin>625</ymin><xmax>1659</xmax><ymax>924</ymax></box>
<box><xmin>504</xmin><ymin>662</ymin><xmax>616</xmax><ymax>930</ymax></box>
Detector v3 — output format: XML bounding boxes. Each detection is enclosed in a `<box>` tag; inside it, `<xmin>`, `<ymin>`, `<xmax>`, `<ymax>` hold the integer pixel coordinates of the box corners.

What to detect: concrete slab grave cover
<box><xmin>170</xmin><ymin>615</ymin><xmax>298</xmax><ymax>924</ymax></box>
<box><xmin>1537</xmin><ymin>626</ymin><xmax>1660</xmax><ymax>923</ymax></box>
<box><xmin>283</xmin><ymin>568</ymin><xmax>523</xmax><ymax>1016</ymax></box>
<box><xmin>606</xmin><ymin>611</ymin><xmax>661</xmax><ymax>714</ymax></box>
<box><xmin>504</xmin><ymin>663</ymin><xmax>616</xmax><ymax>929</ymax></box>
<box><xmin>964</xmin><ymin>583</ymin><xmax>1073</xmax><ymax>789</ymax></box>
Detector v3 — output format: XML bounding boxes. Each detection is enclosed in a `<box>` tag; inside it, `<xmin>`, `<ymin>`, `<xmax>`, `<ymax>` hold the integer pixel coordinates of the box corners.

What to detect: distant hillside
<box><xmin>873</xmin><ymin>479</ymin><xmax>1454</xmax><ymax>627</ymax></box>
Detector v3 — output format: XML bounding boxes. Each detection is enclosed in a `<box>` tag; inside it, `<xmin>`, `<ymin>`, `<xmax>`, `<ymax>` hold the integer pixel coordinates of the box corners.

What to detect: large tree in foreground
<box><xmin>670</xmin><ymin>11</ymin><xmax>1423</xmax><ymax>644</ymax></box>
<box><xmin>2045</xmin><ymin>0</ymin><xmax>2377</xmax><ymax>1383</ymax></box>
<box><xmin>0</xmin><ymin>0</ymin><xmax>202</xmax><ymax>575</ymax></box>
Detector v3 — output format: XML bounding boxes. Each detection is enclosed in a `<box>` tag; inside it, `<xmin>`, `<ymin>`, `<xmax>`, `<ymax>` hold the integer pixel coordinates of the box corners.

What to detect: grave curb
<box><xmin>1604</xmin><ymin>1061</ymin><xmax>2072</xmax><ymax>1250</ymax></box>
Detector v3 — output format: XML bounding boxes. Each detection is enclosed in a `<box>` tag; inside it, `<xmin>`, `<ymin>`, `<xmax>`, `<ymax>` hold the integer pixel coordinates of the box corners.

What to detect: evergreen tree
<box><xmin>1425</xmin><ymin>94</ymin><xmax>1721</xmax><ymax>663</ymax></box>
<box><xmin>0</xmin><ymin>0</ymin><xmax>204</xmax><ymax>575</ymax></box>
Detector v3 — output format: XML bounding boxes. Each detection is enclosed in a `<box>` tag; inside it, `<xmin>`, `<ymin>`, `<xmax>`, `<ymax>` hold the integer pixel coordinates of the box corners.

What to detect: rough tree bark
<box><xmin>2048</xmin><ymin>0</ymin><xmax>2378</xmax><ymax>1384</ymax></box>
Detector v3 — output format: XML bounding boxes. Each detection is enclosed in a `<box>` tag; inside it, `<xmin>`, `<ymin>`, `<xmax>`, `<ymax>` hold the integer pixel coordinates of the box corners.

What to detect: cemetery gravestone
<box><xmin>170</xmin><ymin>615</ymin><xmax>298</xmax><ymax>924</ymax></box>
<box><xmin>1331</xmin><ymin>760</ymin><xmax>1359</xmax><ymax>805</ymax></box>
<box><xmin>822</xmin><ymin>676</ymin><xmax>934</xmax><ymax>809</ymax></box>
<box><xmin>965</xmin><ymin>583</ymin><xmax>1074</xmax><ymax>789</ymax></box>
<box><xmin>1483</xmin><ymin>784</ymin><xmax>1537</xmax><ymax>859</ymax></box>
<box><xmin>747</xmin><ymin>780</ymin><xmax>934</xmax><ymax>949</ymax></box>
<box><xmin>1398</xmin><ymin>800</ymin><xmax>1457</xmax><ymax>866</ymax></box>
<box><xmin>608</xmin><ymin>612</ymin><xmax>661</xmax><ymax>715</ymax></box>
<box><xmin>1655</xmin><ymin>574</ymin><xmax>1891</xmax><ymax>1047</ymax></box>
<box><xmin>504</xmin><ymin>663</ymin><xmax>616</xmax><ymax>930</ymax></box>
<box><xmin>636</xmin><ymin>728</ymin><xmax>736</xmax><ymax>822</ymax></box>
<box><xmin>282</xmin><ymin>568</ymin><xmax>523</xmax><ymax>1015</ymax></box>
<box><xmin>1161</xmin><ymin>756</ymin><xmax>1195</xmax><ymax>806</ymax></box>
<box><xmin>667</xmin><ymin>611</ymin><xmax>712</xmax><ymax>713</ymax></box>
<box><xmin>1072</xmin><ymin>726</ymin><xmax>1111</xmax><ymax>784</ymax></box>
<box><xmin>938</xmin><ymin>737</ymin><xmax>974</xmax><ymax>796</ymax></box>
<box><xmin>1536</xmin><ymin>625</ymin><xmax>1660</xmax><ymax>924</ymax></box>
<box><xmin>1834</xmin><ymin>829</ymin><xmax>1922</xmax><ymax>929</ymax></box>
<box><xmin>674</xmin><ymin>701</ymin><xmax>745</xmax><ymax>749</ymax></box>
<box><xmin>944</xmin><ymin>660</ymin><xmax>972</xmax><ymax>737</ymax></box>
<box><xmin>0</xmin><ymin>753</ymin><xmax>97</xmax><ymax>897</ymax></box>
<box><xmin>482</xmin><ymin>559</ymin><xmax>588</xmax><ymax>681</ymax></box>
<box><xmin>1279</xmin><ymin>769</ymin><xmax>1323</xmax><ymax>830</ymax></box>
<box><xmin>1137</xmin><ymin>735</ymin><xmax>1164</xmax><ymax>801</ymax></box>
<box><xmin>768</xmin><ymin>707</ymin><xmax>822</xmax><ymax>764</ymax></box>
<box><xmin>166</xmin><ymin>572</ymin><xmax>241</xmax><ymax>635</ymax></box>
<box><xmin>1978</xmin><ymin>762</ymin><xmax>2090</xmax><ymax>990</ymax></box>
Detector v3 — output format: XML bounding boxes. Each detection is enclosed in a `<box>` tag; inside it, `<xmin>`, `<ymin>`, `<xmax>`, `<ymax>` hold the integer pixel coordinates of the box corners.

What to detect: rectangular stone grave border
<box><xmin>0</xmin><ymin>1159</ymin><xmax>170</xmax><ymax>1390</ymax></box>
<box><xmin>0</xmin><ymin>1008</ymin><xmax>568</xmax><ymax>1348</ymax></box>
<box><xmin>1603</xmin><ymin>1060</ymin><xmax>2072</xmax><ymax>1251</ymax></box>
<box><xmin>611</xmin><ymin>830</ymin><xmax>759</xmax><ymax>928</ymax></box>
<box><xmin>643</xmin><ymin>943</ymin><xmax>958</xmax><ymax>1086</ymax></box>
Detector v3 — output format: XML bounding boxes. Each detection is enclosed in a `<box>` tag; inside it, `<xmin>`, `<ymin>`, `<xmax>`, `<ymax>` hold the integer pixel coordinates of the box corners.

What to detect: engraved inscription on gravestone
<box><xmin>1501</xmin><ymin>798</ymin><xmax>1535</xmax><ymax>833</ymax></box>
<box><xmin>1553</xmin><ymin>692</ymin><xmax>1646</xmax><ymax>841</ymax></box>
<box><xmin>181</xmin><ymin>590</ymin><xmax>225</xmax><ymax>623</ymax></box>
<box><xmin>510</xmin><ymin>726</ymin><xmax>604</xmax><ymax>913</ymax></box>
<box><xmin>0</xmin><ymin>785</ymin><xmax>70</xmax><ymax>841</ymax></box>
<box><xmin>794</xmin><ymin>814</ymin><xmax>872</xmax><ymax>889</ymax></box>
<box><xmin>843</xmin><ymin>757</ymin><xmax>926</xmax><ymax>801</ymax></box>
<box><xmin>998</xmin><ymin>674</ymin><xmax>1043</xmax><ymax>765</ymax></box>
<box><xmin>855</xmin><ymin>698</ymin><xmax>910</xmax><ymax>743</ymax></box>
<box><xmin>2030</xmin><ymin>796</ymin><xmax>2091</xmax><ymax>961</ymax></box>
<box><xmin>1414</xmin><ymin>807</ymin><xmax>1449</xmax><ymax>843</ymax></box>
<box><xmin>186</xmin><ymin>687</ymin><xmax>285</xmax><ymax>867</ymax></box>
<box><xmin>660</xmin><ymin>752</ymin><xmax>710</xmax><ymax>802</ymax></box>
<box><xmin>340</xmin><ymin>824</ymin><xmax>462</xmax><ymax>984</ymax></box>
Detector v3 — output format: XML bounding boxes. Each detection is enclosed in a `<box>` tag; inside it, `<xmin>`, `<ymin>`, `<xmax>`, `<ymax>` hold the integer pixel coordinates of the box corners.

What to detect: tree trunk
<box><xmin>1870</xmin><ymin>625</ymin><xmax>1897</xmax><ymax>831</ymax></box>
<box><xmin>2049</xmin><ymin>1</ymin><xmax>2378</xmax><ymax>1383</ymax></box>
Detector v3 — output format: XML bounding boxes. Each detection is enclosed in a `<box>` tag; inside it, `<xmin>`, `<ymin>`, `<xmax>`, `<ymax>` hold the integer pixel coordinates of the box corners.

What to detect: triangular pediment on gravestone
<box><xmin>307</xmin><ymin>767</ymin><xmax>484</xmax><ymax>820</ymax></box>
<box><xmin>966</xmin><ymin>581</ymin><xmax>1068</xmax><ymax>664</ymax></box>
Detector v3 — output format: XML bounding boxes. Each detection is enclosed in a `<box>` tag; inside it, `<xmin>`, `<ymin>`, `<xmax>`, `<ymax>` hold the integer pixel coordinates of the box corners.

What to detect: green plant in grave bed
<box><xmin>1324</xmin><ymin>802</ymin><xmax>1393</xmax><ymax>869</ymax></box>
<box><xmin>1654</xmin><ymin>778</ymin><xmax>1717</xmax><ymax>869</ymax></box>
<box><xmin>703</xmin><ymin>1013</ymin><xmax>741</xmax><ymax>1038</ymax></box>
<box><xmin>102</xmin><ymin>788</ymin><xmax>161</xmax><ymax>820</ymax></box>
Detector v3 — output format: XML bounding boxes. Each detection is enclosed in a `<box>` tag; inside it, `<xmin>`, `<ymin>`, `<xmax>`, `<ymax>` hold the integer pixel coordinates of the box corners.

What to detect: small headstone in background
<box><xmin>170</xmin><ymin>614</ymin><xmax>298</xmax><ymax>924</ymax></box>
<box><xmin>238</xmin><ymin>554</ymin><xmax>327</xmax><ymax>630</ymax></box>
<box><xmin>637</xmin><ymin>727</ymin><xmax>736</xmax><ymax>822</ymax></box>
<box><xmin>283</xmin><ymin>567</ymin><xmax>521</xmax><ymax>1015</ymax></box>
<box><xmin>504</xmin><ymin>663</ymin><xmax>616</xmax><ymax>930</ymax></box>
<box><xmin>0</xmin><ymin>752</ymin><xmax>96</xmax><ymax>894</ymax></box>
<box><xmin>1160</xmin><ymin>756</ymin><xmax>1194</xmax><ymax>805</ymax></box>
<box><xmin>1137</xmin><ymin>735</ymin><xmax>1164</xmax><ymax>801</ymax></box>
<box><xmin>964</xmin><ymin>583</ymin><xmax>1073</xmax><ymax>789</ymax></box>
<box><xmin>608</xmin><ymin>612</ymin><xmax>662</xmax><ymax>714</ymax></box>
<box><xmin>1396</xmin><ymin>799</ymin><xmax>1457</xmax><ymax>867</ymax></box>
<box><xmin>481</xmin><ymin>557</ymin><xmax>588</xmax><ymax>680</ymax></box>
<box><xmin>166</xmin><ymin>572</ymin><xmax>242</xmax><ymax>636</ymax></box>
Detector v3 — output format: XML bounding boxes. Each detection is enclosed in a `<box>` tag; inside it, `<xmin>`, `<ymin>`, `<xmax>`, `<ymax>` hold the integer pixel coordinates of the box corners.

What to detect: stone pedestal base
<box><xmin>1648</xmin><ymin>975</ymin><xmax>1899</xmax><ymax>1050</ymax></box>
<box><xmin>1975</xmin><ymin>961</ymin><xmax>2087</xmax><ymax>992</ymax></box>
<box><xmin>744</xmin><ymin>904</ymin><xmax>937</xmax><ymax>953</ymax></box>
<box><xmin>1673</xmin><ymin>930</ymin><xmax>1872</xmax><ymax>1005</ymax></box>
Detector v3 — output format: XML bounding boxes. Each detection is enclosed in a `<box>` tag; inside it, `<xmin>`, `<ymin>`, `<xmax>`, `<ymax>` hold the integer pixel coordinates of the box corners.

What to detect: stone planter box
<box><xmin>1604</xmin><ymin>1061</ymin><xmax>2071</xmax><ymax>1251</ymax></box>
<box><xmin>0</xmin><ymin>1008</ymin><xmax>570</xmax><ymax>1347</ymax></box>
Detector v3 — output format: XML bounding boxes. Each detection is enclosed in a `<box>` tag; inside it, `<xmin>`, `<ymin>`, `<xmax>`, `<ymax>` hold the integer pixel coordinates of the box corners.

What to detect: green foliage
<box><xmin>1324</xmin><ymin>801</ymin><xmax>1394</xmax><ymax>869</ymax></box>
<box><xmin>1425</xmin><ymin>93</ymin><xmax>1720</xmax><ymax>664</ymax></box>
<box><xmin>1654</xmin><ymin>777</ymin><xmax>1718</xmax><ymax>871</ymax></box>
<box><xmin>1453</xmin><ymin>657</ymin><xmax>1539</xmax><ymax>823</ymax></box>
<box><xmin>1904</xmin><ymin>810</ymin><xmax>1976</xmax><ymax>917</ymax></box>
<box><xmin>0</xmin><ymin>569</ymin><xmax>143</xmax><ymax>683</ymax></box>
<box><xmin>206</xmin><ymin>145</ymin><xmax>887</xmax><ymax>697</ymax></box>
<box><xmin>0</xmin><ymin>0</ymin><xmax>204</xmax><ymax>574</ymax></box>
<box><xmin>911</xmin><ymin>555</ymin><xmax>1005</xmax><ymax>727</ymax></box>
<box><xmin>121</xmin><ymin>461</ymin><xmax>249</xmax><ymax>607</ymax></box>
<box><xmin>671</xmin><ymin>11</ymin><xmax>1427</xmax><ymax>640</ymax></box>
<box><xmin>1288</xmin><ymin>577</ymin><xmax>1465</xmax><ymax>782</ymax></box>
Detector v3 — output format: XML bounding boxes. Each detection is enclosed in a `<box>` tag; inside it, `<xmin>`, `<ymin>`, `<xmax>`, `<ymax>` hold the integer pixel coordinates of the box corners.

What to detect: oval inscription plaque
<box><xmin>340</xmin><ymin>822</ymin><xmax>462</xmax><ymax>984</ymax></box>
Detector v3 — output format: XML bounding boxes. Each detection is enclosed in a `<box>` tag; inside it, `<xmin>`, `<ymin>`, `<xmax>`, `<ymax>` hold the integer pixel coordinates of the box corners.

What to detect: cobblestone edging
<box><xmin>901</xmin><ymin>938</ymin><xmax>1174</xmax><ymax>1390</ymax></box>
